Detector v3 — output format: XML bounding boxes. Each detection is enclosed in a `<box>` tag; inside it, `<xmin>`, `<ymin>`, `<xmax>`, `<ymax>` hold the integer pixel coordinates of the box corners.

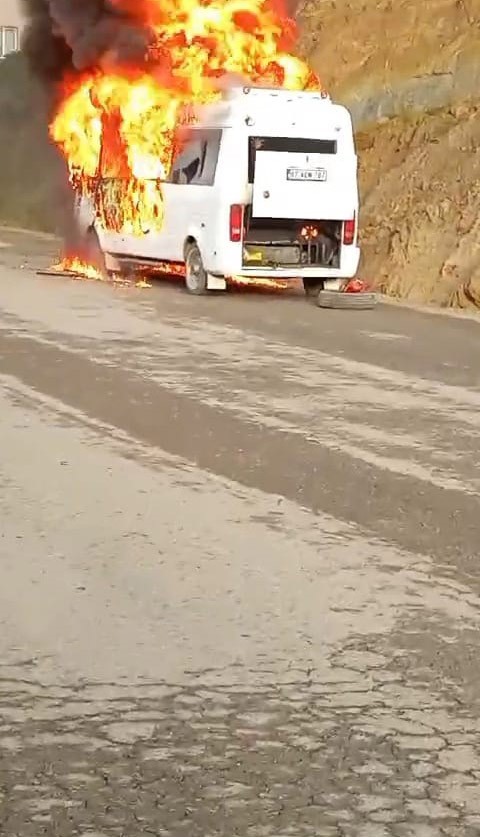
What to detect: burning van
<box><xmin>74</xmin><ymin>85</ymin><xmax>364</xmax><ymax>301</ymax></box>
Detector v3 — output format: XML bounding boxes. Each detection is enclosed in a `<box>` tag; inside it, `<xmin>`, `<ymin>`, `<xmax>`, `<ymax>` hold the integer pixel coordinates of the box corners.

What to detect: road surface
<box><xmin>1</xmin><ymin>227</ymin><xmax>480</xmax><ymax>837</ymax></box>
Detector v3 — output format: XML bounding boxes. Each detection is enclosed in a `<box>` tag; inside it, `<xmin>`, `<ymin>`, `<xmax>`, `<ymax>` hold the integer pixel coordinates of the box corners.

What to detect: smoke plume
<box><xmin>18</xmin><ymin>1</ymin><xmax>153</xmax><ymax>256</ymax></box>
<box><xmin>20</xmin><ymin>0</ymin><xmax>153</xmax><ymax>84</ymax></box>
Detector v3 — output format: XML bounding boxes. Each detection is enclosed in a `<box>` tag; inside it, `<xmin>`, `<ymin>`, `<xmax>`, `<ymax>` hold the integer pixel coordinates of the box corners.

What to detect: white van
<box><xmin>76</xmin><ymin>85</ymin><xmax>361</xmax><ymax>298</ymax></box>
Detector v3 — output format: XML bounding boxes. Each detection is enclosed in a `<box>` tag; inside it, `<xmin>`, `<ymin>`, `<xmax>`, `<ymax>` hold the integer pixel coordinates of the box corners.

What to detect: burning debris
<box><xmin>21</xmin><ymin>0</ymin><xmax>319</xmax><ymax>260</ymax></box>
<box><xmin>48</xmin><ymin>255</ymin><xmax>105</xmax><ymax>280</ymax></box>
<box><xmin>41</xmin><ymin>256</ymin><xmax>153</xmax><ymax>287</ymax></box>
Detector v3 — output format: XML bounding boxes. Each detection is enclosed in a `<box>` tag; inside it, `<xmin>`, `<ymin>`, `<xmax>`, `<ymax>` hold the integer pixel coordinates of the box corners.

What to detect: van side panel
<box><xmin>114</xmin><ymin>126</ymin><xmax>243</xmax><ymax>273</ymax></box>
<box><xmin>199</xmin><ymin>127</ymin><xmax>245</xmax><ymax>275</ymax></box>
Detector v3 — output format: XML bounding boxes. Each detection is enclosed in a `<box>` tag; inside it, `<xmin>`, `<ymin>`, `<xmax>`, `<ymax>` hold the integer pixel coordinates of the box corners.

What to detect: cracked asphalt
<box><xmin>0</xmin><ymin>227</ymin><xmax>480</xmax><ymax>836</ymax></box>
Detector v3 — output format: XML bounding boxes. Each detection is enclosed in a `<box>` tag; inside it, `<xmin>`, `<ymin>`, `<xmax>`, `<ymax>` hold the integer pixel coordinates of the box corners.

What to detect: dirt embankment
<box><xmin>301</xmin><ymin>0</ymin><xmax>477</xmax><ymax>104</ymax></box>
<box><xmin>300</xmin><ymin>0</ymin><xmax>480</xmax><ymax>308</ymax></box>
<box><xmin>358</xmin><ymin>106</ymin><xmax>480</xmax><ymax>307</ymax></box>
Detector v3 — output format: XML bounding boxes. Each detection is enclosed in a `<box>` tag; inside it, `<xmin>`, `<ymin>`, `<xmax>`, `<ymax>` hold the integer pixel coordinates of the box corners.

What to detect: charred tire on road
<box><xmin>185</xmin><ymin>242</ymin><xmax>209</xmax><ymax>295</ymax></box>
<box><xmin>317</xmin><ymin>289</ymin><xmax>378</xmax><ymax>310</ymax></box>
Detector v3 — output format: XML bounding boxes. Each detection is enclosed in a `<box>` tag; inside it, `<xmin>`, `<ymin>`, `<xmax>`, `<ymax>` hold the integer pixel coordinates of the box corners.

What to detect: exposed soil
<box><xmin>300</xmin><ymin>0</ymin><xmax>478</xmax><ymax>99</ymax></box>
<box><xmin>298</xmin><ymin>0</ymin><xmax>480</xmax><ymax>308</ymax></box>
<box><xmin>358</xmin><ymin>104</ymin><xmax>480</xmax><ymax>308</ymax></box>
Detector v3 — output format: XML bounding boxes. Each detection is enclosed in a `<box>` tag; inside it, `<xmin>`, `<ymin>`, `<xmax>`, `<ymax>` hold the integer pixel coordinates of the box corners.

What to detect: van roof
<box><xmin>192</xmin><ymin>86</ymin><xmax>352</xmax><ymax>134</ymax></box>
<box><xmin>225</xmin><ymin>85</ymin><xmax>331</xmax><ymax>103</ymax></box>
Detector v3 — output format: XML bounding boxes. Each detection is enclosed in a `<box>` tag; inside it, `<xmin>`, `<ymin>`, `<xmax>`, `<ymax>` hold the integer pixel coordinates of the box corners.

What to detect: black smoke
<box><xmin>20</xmin><ymin>0</ymin><xmax>73</xmax><ymax>87</ymax></box>
<box><xmin>20</xmin><ymin>0</ymin><xmax>153</xmax><ymax>85</ymax></box>
<box><xmin>18</xmin><ymin>0</ymin><xmax>155</xmax><ymax>253</ymax></box>
<box><xmin>21</xmin><ymin>0</ymin><xmax>299</xmax><ymax>86</ymax></box>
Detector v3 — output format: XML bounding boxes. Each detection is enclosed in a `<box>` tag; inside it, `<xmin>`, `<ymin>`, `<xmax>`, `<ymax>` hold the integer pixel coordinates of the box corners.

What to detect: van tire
<box><xmin>185</xmin><ymin>242</ymin><xmax>209</xmax><ymax>295</ymax></box>
<box><xmin>303</xmin><ymin>278</ymin><xmax>324</xmax><ymax>298</ymax></box>
<box><xmin>84</xmin><ymin>226</ymin><xmax>108</xmax><ymax>278</ymax></box>
<box><xmin>317</xmin><ymin>290</ymin><xmax>378</xmax><ymax>310</ymax></box>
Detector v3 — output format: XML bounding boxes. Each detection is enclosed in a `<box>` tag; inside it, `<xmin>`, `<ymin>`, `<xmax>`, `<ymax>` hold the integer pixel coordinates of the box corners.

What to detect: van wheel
<box><xmin>83</xmin><ymin>226</ymin><xmax>108</xmax><ymax>278</ymax></box>
<box><xmin>185</xmin><ymin>242</ymin><xmax>208</xmax><ymax>295</ymax></box>
<box><xmin>303</xmin><ymin>278</ymin><xmax>324</xmax><ymax>298</ymax></box>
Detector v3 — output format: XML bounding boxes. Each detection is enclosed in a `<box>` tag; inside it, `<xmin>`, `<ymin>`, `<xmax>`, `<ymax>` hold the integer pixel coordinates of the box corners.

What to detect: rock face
<box><xmin>300</xmin><ymin>0</ymin><xmax>480</xmax><ymax>307</ymax></box>
<box><xmin>300</xmin><ymin>0</ymin><xmax>477</xmax><ymax>106</ymax></box>
<box><xmin>357</xmin><ymin>107</ymin><xmax>480</xmax><ymax>308</ymax></box>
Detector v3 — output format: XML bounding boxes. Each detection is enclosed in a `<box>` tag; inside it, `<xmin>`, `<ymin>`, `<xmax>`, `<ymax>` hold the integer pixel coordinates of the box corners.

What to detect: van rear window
<box><xmin>248</xmin><ymin>136</ymin><xmax>337</xmax><ymax>182</ymax></box>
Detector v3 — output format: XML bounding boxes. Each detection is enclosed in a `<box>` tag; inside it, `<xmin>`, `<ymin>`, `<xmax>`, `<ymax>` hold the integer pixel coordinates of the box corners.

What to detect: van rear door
<box><xmin>250</xmin><ymin>136</ymin><xmax>356</xmax><ymax>221</ymax></box>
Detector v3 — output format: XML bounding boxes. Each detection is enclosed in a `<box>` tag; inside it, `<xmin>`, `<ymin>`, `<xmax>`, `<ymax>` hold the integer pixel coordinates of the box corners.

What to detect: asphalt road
<box><xmin>1</xmin><ymin>227</ymin><xmax>480</xmax><ymax>837</ymax></box>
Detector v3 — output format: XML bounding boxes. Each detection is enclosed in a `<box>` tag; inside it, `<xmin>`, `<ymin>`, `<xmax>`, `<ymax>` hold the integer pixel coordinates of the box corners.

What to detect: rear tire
<box><xmin>185</xmin><ymin>242</ymin><xmax>209</xmax><ymax>295</ymax></box>
<box><xmin>317</xmin><ymin>290</ymin><xmax>378</xmax><ymax>310</ymax></box>
<box><xmin>84</xmin><ymin>226</ymin><xmax>108</xmax><ymax>278</ymax></box>
<box><xmin>303</xmin><ymin>278</ymin><xmax>324</xmax><ymax>298</ymax></box>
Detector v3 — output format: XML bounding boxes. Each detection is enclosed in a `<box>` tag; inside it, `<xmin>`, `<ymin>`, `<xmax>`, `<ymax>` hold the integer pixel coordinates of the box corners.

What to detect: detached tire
<box><xmin>317</xmin><ymin>290</ymin><xmax>377</xmax><ymax>310</ymax></box>
<box><xmin>303</xmin><ymin>278</ymin><xmax>324</xmax><ymax>298</ymax></box>
<box><xmin>185</xmin><ymin>242</ymin><xmax>209</xmax><ymax>295</ymax></box>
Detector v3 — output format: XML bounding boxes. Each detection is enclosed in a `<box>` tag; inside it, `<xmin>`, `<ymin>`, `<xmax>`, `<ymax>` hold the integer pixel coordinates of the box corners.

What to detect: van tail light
<box><xmin>343</xmin><ymin>215</ymin><xmax>356</xmax><ymax>246</ymax></box>
<box><xmin>229</xmin><ymin>204</ymin><xmax>244</xmax><ymax>243</ymax></box>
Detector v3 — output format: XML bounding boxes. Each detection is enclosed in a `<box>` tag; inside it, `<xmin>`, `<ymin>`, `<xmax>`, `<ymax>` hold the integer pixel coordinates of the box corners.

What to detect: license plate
<box><xmin>286</xmin><ymin>167</ymin><xmax>327</xmax><ymax>182</ymax></box>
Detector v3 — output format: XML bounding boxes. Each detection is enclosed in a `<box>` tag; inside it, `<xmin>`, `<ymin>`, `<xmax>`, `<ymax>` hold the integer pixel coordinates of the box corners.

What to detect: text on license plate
<box><xmin>286</xmin><ymin>167</ymin><xmax>327</xmax><ymax>182</ymax></box>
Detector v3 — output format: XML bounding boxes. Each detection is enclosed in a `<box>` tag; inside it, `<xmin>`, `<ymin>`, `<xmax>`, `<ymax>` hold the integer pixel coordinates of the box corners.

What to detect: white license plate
<box><xmin>286</xmin><ymin>167</ymin><xmax>327</xmax><ymax>182</ymax></box>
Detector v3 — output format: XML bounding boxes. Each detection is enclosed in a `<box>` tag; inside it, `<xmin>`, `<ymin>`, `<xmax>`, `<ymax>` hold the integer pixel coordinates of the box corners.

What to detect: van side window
<box><xmin>170</xmin><ymin>137</ymin><xmax>204</xmax><ymax>184</ymax></box>
<box><xmin>170</xmin><ymin>129</ymin><xmax>222</xmax><ymax>185</ymax></box>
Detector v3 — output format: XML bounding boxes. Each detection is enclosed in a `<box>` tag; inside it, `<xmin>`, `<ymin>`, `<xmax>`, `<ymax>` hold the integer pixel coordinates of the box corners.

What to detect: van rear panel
<box><xmin>243</xmin><ymin>214</ymin><xmax>342</xmax><ymax>270</ymax></box>
<box><xmin>249</xmin><ymin>135</ymin><xmax>357</xmax><ymax>222</ymax></box>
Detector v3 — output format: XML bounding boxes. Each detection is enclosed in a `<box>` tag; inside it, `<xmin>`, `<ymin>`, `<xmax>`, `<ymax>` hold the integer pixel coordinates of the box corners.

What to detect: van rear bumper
<box><xmin>235</xmin><ymin>246</ymin><xmax>360</xmax><ymax>280</ymax></box>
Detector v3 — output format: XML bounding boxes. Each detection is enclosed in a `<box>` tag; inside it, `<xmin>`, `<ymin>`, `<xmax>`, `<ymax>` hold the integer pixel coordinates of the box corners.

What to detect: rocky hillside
<box><xmin>301</xmin><ymin>0</ymin><xmax>477</xmax><ymax>107</ymax></box>
<box><xmin>358</xmin><ymin>104</ymin><xmax>480</xmax><ymax>307</ymax></box>
<box><xmin>299</xmin><ymin>0</ymin><xmax>480</xmax><ymax>308</ymax></box>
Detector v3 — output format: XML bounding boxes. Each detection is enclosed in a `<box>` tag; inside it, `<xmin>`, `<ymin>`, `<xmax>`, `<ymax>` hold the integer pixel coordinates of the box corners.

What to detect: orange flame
<box><xmin>50</xmin><ymin>256</ymin><xmax>152</xmax><ymax>288</ymax></box>
<box><xmin>50</xmin><ymin>257</ymin><xmax>105</xmax><ymax>281</ymax></box>
<box><xmin>51</xmin><ymin>0</ymin><xmax>320</xmax><ymax>235</ymax></box>
<box><xmin>229</xmin><ymin>274</ymin><xmax>289</xmax><ymax>291</ymax></box>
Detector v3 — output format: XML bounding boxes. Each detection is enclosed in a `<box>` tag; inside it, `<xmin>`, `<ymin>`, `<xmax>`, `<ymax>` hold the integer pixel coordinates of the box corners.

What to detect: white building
<box><xmin>0</xmin><ymin>0</ymin><xmax>24</xmax><ymax>58</ymax></box>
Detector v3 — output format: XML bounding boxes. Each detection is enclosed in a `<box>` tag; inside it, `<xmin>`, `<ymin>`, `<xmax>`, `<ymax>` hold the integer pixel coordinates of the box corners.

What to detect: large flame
<box><xmin>51</xmin><ymin>0</ymin><xmax>320</xmax><ymax>237</ymax></box>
